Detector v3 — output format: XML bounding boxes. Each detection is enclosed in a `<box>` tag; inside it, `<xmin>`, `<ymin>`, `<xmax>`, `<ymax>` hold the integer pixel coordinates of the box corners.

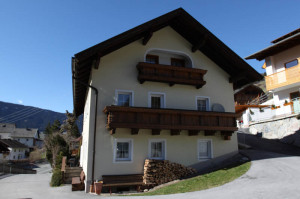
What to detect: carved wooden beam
<box><xmin>152</xmin><ymin>129</ymin><xmax>161</xmax><ymax>135</ymax></box>
<box><xmin>192</xmin><ymin>35</ymin><xmax>208</xmax><ymax>52</ymax></box>
<box><xmin>204</xmin><ymin>130</ymin><xmax>216</xmax><ymax>136</ymax></box>
<box><xmin>131</xmin><ymin>128</ymin><xmax>139</xmax><ymax>135</ymax></box>
<box><xmin>110</xmin><ymin>128</ymin><xmax>116</xmax><ymax>135</ymax></box>
<box><xmin>142</xmin><ymin>32</ymin><xmax>153</xmax><ymax>45</ymax></box>
<box><xmin>170</xmin><ymin>129</ymin><xmax>181</xmax><ymax>136</ymax></box>
<box><xmin>188</xmin><ymin>130</ymin><xmax>198</xmax><ymax>136</ymax></box>
<box><xmin>93</xmin><ymin>53</ymin><xmax>102</xmax><ymax>70</ymax></box>
<box><xmin>229</xmin><ymin>71</ymin><xmax>248</xmax><ymax>83</ymax></box>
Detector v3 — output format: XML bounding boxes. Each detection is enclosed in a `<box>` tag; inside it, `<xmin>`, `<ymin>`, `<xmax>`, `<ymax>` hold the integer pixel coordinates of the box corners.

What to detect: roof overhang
<box><xmin>246</xmin><ymin>33</ymin><xmax>300</xmax><ymax>61</ymax></box>
<box><xmin>72</xmin><ymin>8</ymin><xmax>262</xmax><ymax>117</ymax></box>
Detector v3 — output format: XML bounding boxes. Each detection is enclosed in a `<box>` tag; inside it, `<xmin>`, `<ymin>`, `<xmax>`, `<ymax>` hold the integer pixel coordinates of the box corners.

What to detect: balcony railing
<box><xmin>103</xmin><ymin>106</ymin><xmax>238</xmax><ymax>140</ymax></box>
<box><xmin>136</xmin><ymin>62</ymin><xmax>207</xmax><ymax>89</ymax></box>
<box><xmin>265</xmin><ymin>60</ymin><xmax>300</xmax><ymax>91</ymax></box>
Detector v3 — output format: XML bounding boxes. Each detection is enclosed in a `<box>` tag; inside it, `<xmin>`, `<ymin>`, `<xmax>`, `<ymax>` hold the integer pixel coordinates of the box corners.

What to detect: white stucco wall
<box><xmin>7</xmin><ymin>148</ymin><xmax>27</xmax><ymax>160</ymax></box>
<box><xmin>81</xmin><ymin>27</ymin><xmax>238</xmax><ymax>189</ymax></box>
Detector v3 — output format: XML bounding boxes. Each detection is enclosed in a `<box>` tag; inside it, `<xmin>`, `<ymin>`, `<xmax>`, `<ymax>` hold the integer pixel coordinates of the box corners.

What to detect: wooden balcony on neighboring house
<box><xmin>103</xmin><ymin>106</ymin><xmax>238</xmax><ymax>140</ymax></box>
<box><xmin>265</xmin><ymin>58</ymin><xmax>300</xmax><ymax>91</ymax></box>
<box><xmin>136</xmin><ymin>62</ymin><xmax>207</xmax><ymax>89</ymax></box>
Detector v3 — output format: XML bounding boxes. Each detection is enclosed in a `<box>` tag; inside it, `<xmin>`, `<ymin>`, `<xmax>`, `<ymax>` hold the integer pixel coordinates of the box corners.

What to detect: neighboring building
<box><xmin>72</xmin><ymin>8</ymin><xmax>261</xmax><ymax>191</ymax></box>
<box><xmin>246</xmin><ymin>28</ymin><xmax>300</xmax><ymax>116</ymax></box>
<box><xmin>0</xmin><ymin>123</ymin><xmax>42</xmax><ymax>150</ymax></box>
<box><xmin>11</xmin><ymin>128</ymin><xmax>41</xmax><ymax>150</ymax></box>
<box><xmin>0</xmin><ymin>139</ymin><xmax>28</xmax><ymax>161</ymax></box>
<box><xmin>0</xmin><ymin>123</ymin><xmax>16</xmax><ymax>139</ymax></box>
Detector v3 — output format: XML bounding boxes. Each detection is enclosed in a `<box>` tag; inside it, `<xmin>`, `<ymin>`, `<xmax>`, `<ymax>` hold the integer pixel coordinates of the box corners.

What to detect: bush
<box><xmin>50</xmin><ymin>169</ymin><xmax>63</xmax><ymax>187</ymax></box>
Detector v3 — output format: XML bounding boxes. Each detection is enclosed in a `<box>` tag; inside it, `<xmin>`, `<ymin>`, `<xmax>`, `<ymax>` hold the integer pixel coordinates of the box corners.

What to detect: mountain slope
<box><xmin>0</xmin><ymin>101</ymin><xmax>82</xmax><ymax>132</ymax></box>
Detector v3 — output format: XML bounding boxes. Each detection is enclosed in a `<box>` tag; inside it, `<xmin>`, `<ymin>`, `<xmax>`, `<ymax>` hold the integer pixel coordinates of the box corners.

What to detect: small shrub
<box><xmin>50</xmin><ymin>169</ymin><xmax>63</xmax><ymax>187</ymax></box>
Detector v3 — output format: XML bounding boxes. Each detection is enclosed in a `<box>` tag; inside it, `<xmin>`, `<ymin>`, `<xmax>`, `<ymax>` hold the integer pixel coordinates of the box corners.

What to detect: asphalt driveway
<box><xmin>1</xmin><ymin>149</ymin><xmax>300</xmax><ymax>199</ymax></box>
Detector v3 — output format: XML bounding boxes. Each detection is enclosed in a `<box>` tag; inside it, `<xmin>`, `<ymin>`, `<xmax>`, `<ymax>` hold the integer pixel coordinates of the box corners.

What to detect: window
<box><xmin>285</xmin><ymin>59</ymin><xmax>298</xmax><ymax>69</ymax></box>
<box><xmin>14</xmin><ymin>149</ymin><xmax>16</xmax><ymax>152</ymax></box>
<box><xmin>171</xmin><ymin>58</ymin><xmax>185</xmax><ymax>67</ymax></box>
<box><xmin>149</xmin><ymin>139</ymin><xmax>166</xmax><ymax>160</ymax></box>
<box><xmin>146</xmin><ymin>54</ymin><xmax>159</xmax><ymax>64</ymax></box>
<box><xmin>114</xmin><ymin>139</ymin><xmax>133</xmax><ymax>162</ymax></box>
<box><xmin>198</xmin><ymin>140</ymin><xmax>212</xmax><ymax>160</ymax></box>
<box><xmin>290</xmin><ymin>91</ymin><xmax>300</xmax><ymax>100</ymax></box>
<box><xmin>196</xmin><ymin>97</ymin><xmax>210</xmax><ymax>111</ymax></box>
<box><xmin>148</xmin><ymin>92</ymin><xmax>165</xmax><ymax>108</ymax></box>
<box><xmin>116</xmin><ymin>90</ymin><xmax>133</xmax><ymax>107</ymax></box>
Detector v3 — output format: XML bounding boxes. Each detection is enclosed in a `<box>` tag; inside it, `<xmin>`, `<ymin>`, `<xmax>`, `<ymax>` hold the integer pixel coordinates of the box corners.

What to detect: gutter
<box><xmin>72</xmin><ymin>58</ymin><xmax>98</xmax><ymax>187</ymax></box>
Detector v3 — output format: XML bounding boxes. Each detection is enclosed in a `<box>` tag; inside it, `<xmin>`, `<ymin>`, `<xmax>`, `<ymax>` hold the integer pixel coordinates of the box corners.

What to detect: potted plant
<box><xmin>284</xmin><ymin>100</ymin><xmax>293</xmax><ymax>106</ymax></box>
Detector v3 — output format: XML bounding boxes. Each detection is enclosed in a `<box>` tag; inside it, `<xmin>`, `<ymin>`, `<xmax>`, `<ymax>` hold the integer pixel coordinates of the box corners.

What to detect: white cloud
<box><xmin>17</xmin><ymin>100</ymin><xmax>23</xmax><ymax>104</ymax></box>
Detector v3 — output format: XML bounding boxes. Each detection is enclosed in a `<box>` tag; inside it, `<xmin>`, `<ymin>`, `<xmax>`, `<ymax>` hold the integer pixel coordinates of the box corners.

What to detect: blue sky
<box><xmin>0</xmin><ymin>1</ymin><xmax>299</xmax><ymax>113</ymax></box>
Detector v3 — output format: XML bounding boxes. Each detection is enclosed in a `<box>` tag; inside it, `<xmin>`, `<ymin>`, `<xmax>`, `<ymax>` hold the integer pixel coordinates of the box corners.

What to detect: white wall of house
<box><xmin>81</xmin><ymin>26</ymin><xmax>238</xmax><ymax>190</ymax></box>
<box><xmin>0</xmin><ymin>133</ymin><xmax>11</xmax><ymax>139</ymax></box>
<box><xmin>7</xmin><ymin>147</ymin><xmax>27</xmax><ymax>160</ymax></box>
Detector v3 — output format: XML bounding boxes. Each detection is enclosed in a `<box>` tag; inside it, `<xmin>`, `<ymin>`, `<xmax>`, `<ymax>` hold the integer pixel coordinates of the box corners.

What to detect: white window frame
<box><xmin>115</xmin><ymin>89</ymin><xmax>134</xmax><ymax>107</ymax></box>
<box><xmin>148</xmin><ymin>92</ymin><xmax>166</xmax><ymax>108</ymax></box>
<box><xmin>148</xmin><ymin>139</ymin><xmax>166</xmax><ymax>160</ymax></box>
<box><xmin>196</xmin><ymin>96</ymin><xmax>210</xmax><ymax>111</ymax></box>
<box><xmin>197</xmin><ymin>139</ymin><xmax>213</xmax><ymax>160</ymax></box>
<box><xmin>113</xmin><ymin>138</ymin><xmax>133</xmax><ymax>163</ymax></box>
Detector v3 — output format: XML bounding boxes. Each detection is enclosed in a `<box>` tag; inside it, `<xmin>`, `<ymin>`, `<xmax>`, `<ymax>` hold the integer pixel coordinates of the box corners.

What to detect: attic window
<box><xmin>171</xmin><ymin>58</ymin><xmax>185</xmax><ymax>67</ymax></box>
<box><xmin>285</xmin><ymin>59</ymin><xmax>298</xmax><ymax>69</ymax></box>
<box><xmin>146</xmin><ymin>54</ymin><xmax>159</xmax><ymax>64</ymax></box>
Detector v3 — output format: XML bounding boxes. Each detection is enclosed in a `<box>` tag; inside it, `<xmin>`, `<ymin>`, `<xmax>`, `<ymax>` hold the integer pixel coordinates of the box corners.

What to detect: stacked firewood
<box><xmin>143</xmin><ymin>159</ymin><xmax>197</xmax><ymax>185</ymax></box>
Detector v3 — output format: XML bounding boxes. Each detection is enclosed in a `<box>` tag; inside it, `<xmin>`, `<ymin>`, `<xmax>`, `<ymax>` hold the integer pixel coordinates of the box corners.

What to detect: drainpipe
<box><xmin>72</xmin><ymin>62</ymin><xmax>98</xmax><ymax>188</ymax></box>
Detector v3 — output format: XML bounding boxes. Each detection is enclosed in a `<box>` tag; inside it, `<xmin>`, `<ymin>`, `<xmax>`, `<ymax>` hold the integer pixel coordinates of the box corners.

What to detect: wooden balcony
<box><xmin>265</xmin><ymin>59</ymin><xmax>300</xmax><ymax>91</ymax></box>
<box><xmin>136</xmin><ymin>62</ymin><xmax>207</xmax><ymax>89</ymax></box>
<box><xmin>103</xmin><ymin>106</ymin><xmax>238</xmax><ymax>140</ymax></box>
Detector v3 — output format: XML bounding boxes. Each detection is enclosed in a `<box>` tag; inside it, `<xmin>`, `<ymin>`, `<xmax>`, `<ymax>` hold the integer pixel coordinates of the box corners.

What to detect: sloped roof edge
<box><xmin>72</xmin><ymin>8</ymin><xmax>262</xmax><ymax>116</ymax></box>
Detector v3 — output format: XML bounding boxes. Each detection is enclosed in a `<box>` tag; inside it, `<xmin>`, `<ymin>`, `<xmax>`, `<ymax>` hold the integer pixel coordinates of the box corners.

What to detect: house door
<box><xmin>290</xmin><ymin>91</ymin><xmax>300</xmax><ymax>113</ymax></box>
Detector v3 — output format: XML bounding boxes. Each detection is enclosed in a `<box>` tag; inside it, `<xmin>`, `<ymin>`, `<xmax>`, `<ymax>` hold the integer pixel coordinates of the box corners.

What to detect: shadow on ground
<box><xmin>238</xmin><ymin>132</ymin><xmax>300</xmax><ymax>161</ymax></box>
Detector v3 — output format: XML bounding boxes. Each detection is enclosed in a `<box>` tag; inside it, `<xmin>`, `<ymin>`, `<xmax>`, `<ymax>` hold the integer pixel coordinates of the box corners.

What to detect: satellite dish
<box><xmin>212</xmin><ymin>103</ymin><xmax>225</xmax><ymax>112</ymax></box>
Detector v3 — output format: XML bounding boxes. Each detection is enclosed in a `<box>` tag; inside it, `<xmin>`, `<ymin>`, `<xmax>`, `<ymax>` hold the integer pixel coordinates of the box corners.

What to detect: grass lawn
<box><xmin>135</xmin><ymin>161</ymin><xmax>251</xmax><ymax>196</ymax></box>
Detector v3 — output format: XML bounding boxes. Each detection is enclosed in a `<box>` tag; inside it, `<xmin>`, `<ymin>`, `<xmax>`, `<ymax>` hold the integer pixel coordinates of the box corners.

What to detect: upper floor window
<box><xmin>196</xmin><ymin>97</ymin><xmax>210</xmax><ymax>111</ymax></box>
<box><xmin>149</xmin><ymin>92</ymin><xmax>165</xmax><ymax>109</ymax></box>
<box><xmin>146</xmin><ymin>54</ymin><xmax>159</xmax><ymax>64</ymax></box>
<box><xmin>116</xmin><ymin>90</ymin><xmax>134</xmax><ymax>107</ymax></box>
<box><xmin>285</xmin><ymin>59</ymin><xmax>298</xmax><ymax>69</ymax></box>
<box><xmin>171</xmin><ymin>58</ymin><xmax>185</xmax><ymax>67</ymax></box>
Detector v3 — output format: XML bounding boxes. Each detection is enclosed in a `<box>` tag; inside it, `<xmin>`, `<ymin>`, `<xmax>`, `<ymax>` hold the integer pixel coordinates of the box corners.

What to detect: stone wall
<box><xmin>249</xmin><ymin>114</ymin><xmax>300</xmax><ymax>139</ymax></box>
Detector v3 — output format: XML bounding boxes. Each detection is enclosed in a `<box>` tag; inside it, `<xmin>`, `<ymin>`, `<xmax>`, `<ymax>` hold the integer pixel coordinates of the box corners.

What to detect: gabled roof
<box><xmin>72</xmin><ymin>8</ymin><xmax>262</xmax><ymax>116</ymax></box>
<box><xmin>0</xmin><ymin>123</ymin><xmax>16</xmax><ymax>134</ymax></box>
<box><xmin>246</xmin><ymin>28</ymin><xmax>300</xmax><ymax>61</ymax></box>
<box><xmin>0</xmin><ymin>139</ymin><xmax>28</xmax><ymax>149</ymax></box>
<box><xmin>10</xmin><ymin>128</ymin><xmax>39</xmax><ymax>138</ymax></box>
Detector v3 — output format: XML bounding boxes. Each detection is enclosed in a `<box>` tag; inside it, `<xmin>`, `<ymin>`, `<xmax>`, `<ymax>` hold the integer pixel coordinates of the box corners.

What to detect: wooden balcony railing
<box><xmin>265</xmin><ymin>59</ymin><xmax>300</xmax><ymax>91</ymax></box>
<box><xmin>103</xmin><ymin>106</ymin><xmax>238</xmax><ymax>140</ymax></box>
<box><xmin>136</xmin><ymin>62</ymin><xmax>207</xmax><ymax>89</ymax></box>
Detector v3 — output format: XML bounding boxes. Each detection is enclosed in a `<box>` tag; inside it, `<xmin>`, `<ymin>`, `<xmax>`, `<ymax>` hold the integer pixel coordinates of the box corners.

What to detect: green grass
<box><xmin>135</xmin><ymin>161</ymin><xmax>251</xmax><ymax>196</ymax></box>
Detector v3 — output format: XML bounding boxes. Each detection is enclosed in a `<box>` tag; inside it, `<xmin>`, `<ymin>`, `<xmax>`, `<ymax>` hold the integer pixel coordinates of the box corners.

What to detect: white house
<box><xmin>0</xmin><ymin>139</ymin><xmax>28</xmax><ymax>162</ymax></box>
<box><xmin>0</xmin><ymin>123</ymin><xmax>16</xmax><ymax>139</ymax></box>
<box><xmin>72</xmin><ymin>8</ymin><xmax>262</xmax><ymax>192</ymax></box>
<box><xmin>246</xmin><ymin>28</ymin><xmax>300</xmax><ymax>117</ymax></box>
<box><xmin>11</xmin><ymin>128</ymin><xmax>41</xmax><ymax>150</ymax></box>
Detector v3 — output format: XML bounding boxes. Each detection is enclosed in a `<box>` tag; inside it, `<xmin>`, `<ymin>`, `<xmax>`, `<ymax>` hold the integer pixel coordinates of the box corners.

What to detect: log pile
<box><xmin>143</xmin><ymin>159</ymin><xmax>197</xmax><ymax>186</ymax></box>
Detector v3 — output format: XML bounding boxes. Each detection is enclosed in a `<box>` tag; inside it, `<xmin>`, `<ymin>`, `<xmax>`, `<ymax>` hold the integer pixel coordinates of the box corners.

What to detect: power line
<box><xmin>0</xmin><ymin>107</ymin><xmax>34</xmax><ymax>121</ymax></box>
<box><xmin>6</xmin><ymin>109</ymin><xmax>45</xmax><ymax>123</ymax></box>
<box><xmin>0</xmin><ymin>108</ymin><xmax>40</xmax><ymax>122</ymax></box>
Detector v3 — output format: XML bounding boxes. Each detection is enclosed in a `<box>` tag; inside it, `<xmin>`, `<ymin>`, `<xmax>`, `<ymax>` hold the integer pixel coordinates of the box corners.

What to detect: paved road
<box><xmin>1</xmin><ymin>150</ymin><xmax>300</xmax><ymax>199</ymax></box>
